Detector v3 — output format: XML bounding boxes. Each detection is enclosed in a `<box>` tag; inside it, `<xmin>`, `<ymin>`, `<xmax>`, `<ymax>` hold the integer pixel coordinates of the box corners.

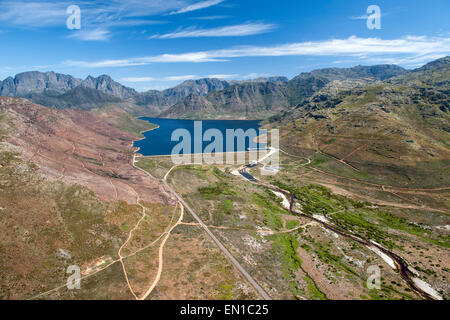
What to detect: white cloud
<box><xmin>121</xmin><ymin>75</ymin><xmax>200</xmax><ymax>82</ymax></box>
<box><xmin>121</xmin><ymin>77</ymin><xmax>156</xmax><ymax>82</ymax></box>
<box><xmin>140</xmin><ymin>85</ymin><xmax>172</xmax><ymax>91</ymax></box>
<box><xmin>0</xmin><ymin>0</ymin><xmax>190</xmax><ymax>38</ymax></box>
<box><xmin>105</xmin><ymin>19</ymin><xmax>168</xmax><ymax>28</ymax></box>
<box><xmin>190</xmin><ymin>15</ymin><xmax>230</xmax><ymax>20</ymax></box>
<box><xmin>64</xmin><ymin>36</ymin><xmax>450</xmax><ymax>67</ymax></box>
<box><xmin>207</xmin><ymin>74</ymin><xmax>239</xmax><ymax>79</ymax></box>
<box><xmin>121</xmin><ymin>74</ymin><xmax>240</xmax><ymax>83</ymax></box>
<box><xmin>169</xmin><ymin>0</ymin><xmax>225</xmax><ymax>15</ymax></box>
<box><xmin>164</xmin><ymin>75</ymin><xmax>198</xmax><ymax>81</ymax></box>
<box><xmin>349</xmin><ymin>15</ymin><xmax>369</xmax><ymax>20</ymax></box>
<box><xmin>68</xmin><ymin>29</ymin><xmax>111</xmax><ymax>41</ymax></box>
<box><xmin>357</xmin><ymin>53</ymin><xmax>449</xmax><ymax>67</ymax></box>
<box><xmin>151</xmin><ymin>23</ymin><xmax>276</xmax><ymax>39</ymax></box>
<box><xmin>349</xmin><ymin>11</ymin><xmax>390</xmax><ymax>20</ymax></box>
<box><xmin>0</xmin><ymin>1</ymin><xmax>67</xmax><ymax>27</ymax></box>
<box><xmin>0</xmin><ymin>1</ymin><xmax>232</xmax><ymax>42</ymax></box>
<box><xmin>242</xmin><ymin>73</ymin><xmax>268</xmax><ymax>79</ymax></box>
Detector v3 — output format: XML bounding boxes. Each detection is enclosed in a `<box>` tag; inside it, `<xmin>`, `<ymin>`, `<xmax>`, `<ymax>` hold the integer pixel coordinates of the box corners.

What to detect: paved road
<box><xmin>163</xmin><ymin>166</ymin><xmax>271</xmax><ymax>300</ymax></box>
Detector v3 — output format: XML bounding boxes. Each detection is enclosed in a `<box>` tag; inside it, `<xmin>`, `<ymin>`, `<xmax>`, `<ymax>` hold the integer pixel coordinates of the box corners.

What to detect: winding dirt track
<box><xmin>133</xmin><ymin>161</ymin><xmax>272</xmax><ymax>300</ymax></box>
<box><xmin>139</xmin><ymin>203</ymin><xmax>184</xmax><ymax>300</ymax></box>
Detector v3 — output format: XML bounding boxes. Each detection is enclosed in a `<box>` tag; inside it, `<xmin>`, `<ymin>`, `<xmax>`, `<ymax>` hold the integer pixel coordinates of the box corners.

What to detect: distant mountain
<box><xmin>0</xmin><ymin>71</ymin><xmax>138</xmax><ymax>98</ymax></box>
<box><xmin>164</xmin><ymin>78</ymin><xmax>232</xmax><ymax>102</ymax></box>
<box><xmin>0</xmin><ymin>71</ymin><xmax>82</xmax><ymax>97</ymax></box>
<box><xmin>0</xmin><ymin>71</ymin><xmax>136</xmax><ymax>109</ymax></box>
<box><xmin>161</xmin><ymin>81</ymin><xmax>290</xmax><ymax>119</ymax></box>
<box><xmin>264</xmin><ymin>56</ymin><xmax>449</xmax><ymax>188</ymax></box>
<box><xmin>27</xmin><ymin>86</ymin><xmax>122</xmax><ymax>110</ymax></box>
<box><xmin>269</xmin><ymin>57</ymin><xmax>449</xmax><ymax>126</ymax></box>
<box><xmin>0</xmin><ymin>72</ymin><xmax>236</xmax><ymax>113</ymax></box>
<box><xmin>138</xmin><ymin>77</ymin><xmax>289</xmax><ymax>111</ymax></box>
<box><xmin>0</xmin><ymin>62</ymin><xmax>421</xmax><ymax>119</ymax></box>
<box><xmin>285</xmin><ymin>64</ymin><xmax>407</xmax><ymax>105</ymax></box>
<box><xmin>241</xmin><ymin>76</ymin><xmax>289</xmax><ymax>84</ymax></box>
<box><xmin>161</xmin><ymin>64</ymin><xmax>407</xmax><ymax>119</ymax></box>
<box><xmin>302</xmin><ymin>64</ymin><xmax>407</xmax><ymax>81</ymax></box>
<box><xmin>81</xmin><ymin>74</ymin><xmax>137</xmax><ymax>99</ymax></box>
<box><xmin>162</xmin><ymin>93</ymin><xmax>215</xmax><ymax>117</ymax></box>
<box><xmin>412</xmin><ymin>56</ymin><xmax>450</xmax><ymax>73</ymax></box>
<box><xmin>134</xmin><ymin>78</ymin><xmax>232</xmax><ymax>109</ymax></box>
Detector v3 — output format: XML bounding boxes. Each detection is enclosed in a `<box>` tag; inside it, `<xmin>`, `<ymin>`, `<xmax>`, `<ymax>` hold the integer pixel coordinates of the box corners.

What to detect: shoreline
<box><xmin>139</xmin><ymin>116</ymin><xmax>263</xmax><ymax>122</ymax></box>
<box><xmin>132</xmin><ymin>121</ymin><xmax>160</xmax><ymax>157</ymax></box>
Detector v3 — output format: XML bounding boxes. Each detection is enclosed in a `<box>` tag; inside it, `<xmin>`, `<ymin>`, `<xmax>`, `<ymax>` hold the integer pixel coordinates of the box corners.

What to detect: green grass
<box><xmin>304</xmin><ymin>275</ymin><xmax>327</xmax><ymax>300</ymax></box>
<box><xmin>0</xmin><ymin>151</ymin><xmax>18</xmax><ymax>166</ymax></box>
<box><xmin>332</xmin><ymin>209</ymin><xmax>450</xmax><ymax>249</ymax></box>
<box><xmin>253</xmin><ymin>192</ymin><xmax>285</xmax><ymax>230</ymax></box>
<box><xmin>286</xmin><ymin>220</ymin><xmax>299</xmax><ymax>229</ymax></box>
<box><xmin>272</xmin><ymin>182</ymin><xmax>352</xmax><ymax>215</ymax></box>
<box><xmin>332</xmin><ymin>210</ymin><xmax>398</xmax><ymax>249</ymax></box>
<box><xmin>269</xmin><ymin>181</ymin><xmax>442</xmax><ymax>251</ymax></box>
<box><xmin>269</xmin><ymin>233</ymin><xmax>303</xmax><ymax>298</ymax></box>
<box><xmin>136</xmin><ymin>158</ymin><xmax>173</xmax><ymax>179</ymax></box>
<box><xmin>217</xmin><ymin>281</ymin><xmax>234</xmax><ymax>300</ymax></box>
<box><xmin>312</xmin><ymin>239</ymin><xmax>358</xmax><ymax>276</ymax></box>
<box><xmin>212</xmin><ymin>167</ymin><xmax>228</xmax><ymax>180</ymax></box>
<box><xmin>198</xmin><ymin>183</ymin><xmax>236</xmax><ymax>198</ymax></box>
<box><xmin>221</xmin><ymin>199</ymin><xmax>233</xmax><ymax>214</ymax></box>
<box><xmin>116</xmin><ymin>115</ymin><xmax>157</xmax><ymax>137</ymax></box>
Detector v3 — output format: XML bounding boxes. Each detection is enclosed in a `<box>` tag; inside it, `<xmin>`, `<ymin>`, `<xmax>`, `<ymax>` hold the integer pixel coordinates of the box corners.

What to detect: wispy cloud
<box><xmin>355</xmin><ymin>53</ymin><xmax>449</xmax><ymax>67</ymax></box>
<box><xmin>120</xmin><ymin>75</ymin><xmax>199</xmax><ymax>82</ymax></box>
<box><xmin>151</xmin><ymin>23</ymin><xmax>276</xmax><ymax>39</ymax></box>
<box><xmin>349</xmin><ymin>12</ymin><xmax>390</xmax><ymax>20</ymax></box>
<box><xmin>120</xmin><ymin>77</ymin><xmax>156</xmax><ymax>82</ymax></box>
<box><xmin>105</xmin><ymin>19</ymin><xmax>169</xmax><ymax>28</ymax></box>
<box><xmin>349</xmin><ymin>15</ymin><xmax>369</xmax><ymax>20</ymax></box>
<box><xmin>121</xmin><ymin>74</ymin><xmax>239</xmax><ymax>83</ymax></box>
<box><xmin>64</xmin><ymin>36</ymin><xmax>450</xmax><ymax>67</ymax></box>
<box><xmin>169</xmin><ymin>0</ymin><xmax>225</xmax><ymax>15</ymax></box>
<box><xmin>190</xmin><ymin>15</ymin><xmax>230</xmax><ymax>20</ymax></box>
<box><xmin>242</xmin><ymin>73</ymin><xmax>268</xmax><ymax>79</ymax></box>
<box><xmin>0</xmin><ymin>1</ymin><xmax>67</xmax><ymax>27</ymax></box>
<box><xmin>68</xmin><ymin>29</ymin><xmax>111</xmax><ymax>41</ymax></box>
<box><xmin>0</xmin><ymin>0</ymin><xmax>191</xmax><ymax>40</ymax></box>
<box><xmin>164</xmin><ymin>75</ymin><xmax>198</xmax><ymax>81</ymax></box>
<box><xmin>207</xmin><ymin>73</ymin><xmax>239</xmax><ymax>79</ymax></box>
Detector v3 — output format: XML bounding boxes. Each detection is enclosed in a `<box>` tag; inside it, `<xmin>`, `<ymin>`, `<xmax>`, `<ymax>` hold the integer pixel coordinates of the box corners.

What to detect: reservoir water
<box><xmin>134</xmin><ymin>118</ymin><xmax>265</xmax><ymax>156</ymax></box>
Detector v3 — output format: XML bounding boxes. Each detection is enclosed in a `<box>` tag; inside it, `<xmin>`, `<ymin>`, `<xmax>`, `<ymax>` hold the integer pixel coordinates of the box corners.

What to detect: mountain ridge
<box><xmin>162</xmin><ymin>64</ymin><xmax>409</xmax><ymax>119</ymax></box>
<box><xmin>1</xmin><ymin>59</ymin><xmax>448</xmax><ymax>119</ymax></box>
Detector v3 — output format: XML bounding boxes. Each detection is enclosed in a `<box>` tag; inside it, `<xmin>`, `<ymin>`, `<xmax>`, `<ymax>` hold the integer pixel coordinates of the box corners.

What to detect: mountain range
<box><xmin>0</xmin><ymin>63</ymin><xmax>409</xmax><ymax>118</ymax></box>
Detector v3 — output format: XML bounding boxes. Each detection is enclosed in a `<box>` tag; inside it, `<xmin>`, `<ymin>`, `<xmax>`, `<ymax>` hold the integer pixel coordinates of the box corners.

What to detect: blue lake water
<box><xmin>134</xmin><ymin>118</ymin><xmax>266</xmax><ymax>156</ymax></box>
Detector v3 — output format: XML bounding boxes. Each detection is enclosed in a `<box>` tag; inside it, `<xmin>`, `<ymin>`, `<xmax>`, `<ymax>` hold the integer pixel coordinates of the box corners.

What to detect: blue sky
<box><xmin>0</xmin><ymin>0</ymin><xmax>449</xmax><ymax>91</ymax></box>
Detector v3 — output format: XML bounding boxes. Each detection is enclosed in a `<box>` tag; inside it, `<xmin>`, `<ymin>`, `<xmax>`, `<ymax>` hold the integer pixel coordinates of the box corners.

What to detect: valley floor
<box><xmin>134</xmin><ymin>146</ymin><xmax>449</xmax><ymax>300</ymax></box>
<box><xmin>0</xmin><ymin>97</ymin><xmax>448</xmax><ymax>300</ymax></box>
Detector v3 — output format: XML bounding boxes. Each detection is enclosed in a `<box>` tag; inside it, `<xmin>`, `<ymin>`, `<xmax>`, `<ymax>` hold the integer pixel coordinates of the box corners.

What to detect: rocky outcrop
<box><xmin>0</xmin><ymin>71</ymin><xmax>136</xmax><ymax>102</ymax></box>
<box><xmin>81</xmin><ymin>74</ymin><xmax>137</xmax><ymax>99</ymax></box>
<box><xmin>0</xmin><ymin>71</ymin><xmax>82</xmax><ymax>97</ymax></box>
